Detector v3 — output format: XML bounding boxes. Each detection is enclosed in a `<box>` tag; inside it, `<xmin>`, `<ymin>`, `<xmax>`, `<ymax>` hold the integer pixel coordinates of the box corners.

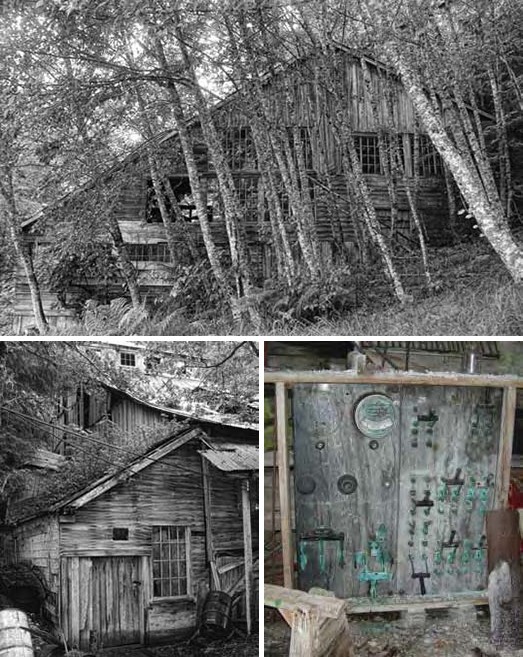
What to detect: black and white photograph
<box><xmin>0</xmin><ymin>1</ymin><xmax>521</xmax><ymax>335</ymax></box>
<box><xmin>0</xmin><ymin>340</ymin><xmax>259</xmax><ymax>655</ymax></box>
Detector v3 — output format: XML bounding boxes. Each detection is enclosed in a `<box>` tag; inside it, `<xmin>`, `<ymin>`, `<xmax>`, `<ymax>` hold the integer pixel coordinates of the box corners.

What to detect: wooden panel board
<box><xmin>293</xmin><ymin>384</ymin><xmax>401</xmax><ymax>597</ymax></box>
<box><xmin>396</xmin><ymin>386</ymin><xmax>502</xmax><ymax>596</ymax></box>
<box><xmin>292</xmin><ymin>384</ymin><xmax>504</xmax><ymax>600</ymax></box>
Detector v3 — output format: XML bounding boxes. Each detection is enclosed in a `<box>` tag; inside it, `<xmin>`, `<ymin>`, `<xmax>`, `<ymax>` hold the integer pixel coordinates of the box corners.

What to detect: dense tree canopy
<box><xmin>0</xmin><ymin>339</ymin><xmax>258</xmax><ymax>516</ymax></box>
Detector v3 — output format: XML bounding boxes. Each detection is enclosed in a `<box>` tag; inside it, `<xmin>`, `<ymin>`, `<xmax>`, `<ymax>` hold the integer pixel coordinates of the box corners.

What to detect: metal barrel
<box><xmin>0</xmin><ymin>609</ymin><xmax>34</xmax><ymax>656</ymax></box>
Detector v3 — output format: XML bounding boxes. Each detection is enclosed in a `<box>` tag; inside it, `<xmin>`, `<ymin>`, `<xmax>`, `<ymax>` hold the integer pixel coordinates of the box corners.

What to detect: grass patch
<box><xmin>263</xmin><ymin>241</ymin><xmax>523</xmax><ymax>336</ymax></box>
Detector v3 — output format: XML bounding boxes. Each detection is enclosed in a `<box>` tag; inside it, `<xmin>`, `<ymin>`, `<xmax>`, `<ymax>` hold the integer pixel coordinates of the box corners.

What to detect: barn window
<box><xmin>354</xmin><ymin>135</ymin><xmax>381</xmax><ymax>174</ymax></box>
<box><xmin>146</xmin><ymin>177</ymin><xmax>214</xmax><ymax>223</ymax></box>
<box><xmin>127</xmin><ymin>243</ymin><xmax>170</xmax><ymax>263</ymax></box>
<box><xmin>221</xmin><ymin>127</ymin><xmax>256</xmax><ymax>170</ymax></box>
<box><xmin>411</xmin><ymin>135</ymin><xmax>443</xmax><ymax>177</ymax></box>
<box><xmin>286</xmin><ymin>127</ymin><xmax>314</xmax><ymax>171</ymax></box>
<box><xmin>120</xmin><ymin>352</ymin><xmax>136</xmax><ymax>367</ymax></box>
<box><xmin>152</xmin><ymin>526</ymin><xmax>190</xmax><ymax>598</ymax></box>
<box><xmin>112</xmin><ymin>527</ymin><xmax>129</xmax><ymax>541</ymax></box>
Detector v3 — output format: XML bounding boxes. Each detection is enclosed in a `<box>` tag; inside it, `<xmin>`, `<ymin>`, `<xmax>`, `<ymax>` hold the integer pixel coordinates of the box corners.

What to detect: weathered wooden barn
<box><xmin>2</xmin><ymin>423</ymin><xmax>259</xmax><ymax>651</ymax></box>
<box><xmin>12</xmin><ymin>46</ymin><xmax>477</xmax><ymax>332</ymax></box>
<box><xmin>264</xmin><ymin>341</ymin><xmax>523</xmax><ymax>616</ymax></box>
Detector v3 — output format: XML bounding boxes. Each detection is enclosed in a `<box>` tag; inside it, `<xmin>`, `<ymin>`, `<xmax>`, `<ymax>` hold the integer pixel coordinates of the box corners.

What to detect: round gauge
<box><xmin>354</xmin><ymin>394</ymin><xmax>395</xmax><ymax>438</ymax></box>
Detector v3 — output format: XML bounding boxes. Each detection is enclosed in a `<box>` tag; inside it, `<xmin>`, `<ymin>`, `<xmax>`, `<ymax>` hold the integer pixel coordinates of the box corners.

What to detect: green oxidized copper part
<box><xmin>319</xmin><ymin>539</ymin><xmax>326</xmax><ymax>574</ymax></box>
<box><xmin>298</xmin><ymin>542</ymin><xmax>308</xmax><ymax>572</ymax></box>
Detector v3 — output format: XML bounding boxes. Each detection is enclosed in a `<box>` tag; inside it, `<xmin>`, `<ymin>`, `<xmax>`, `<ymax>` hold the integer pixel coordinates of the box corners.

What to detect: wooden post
<box><xmin>201</xmin><ymin>458</ymin><xmax>219</xmax><ymax>589</ymax></box>
<box><xmin>495</xmin><ymin>386</ymin><xmax>517</xmax><ymax>508</ymax></box>
<box><xmin>276</xmin><ymin>382</ymin><xmax>294</xmax><ymax>589</ymax></box>
<box><xmin>242</xmin><ymin>478</ymin><xmax>253</xmax><ymax>635</ymax></box>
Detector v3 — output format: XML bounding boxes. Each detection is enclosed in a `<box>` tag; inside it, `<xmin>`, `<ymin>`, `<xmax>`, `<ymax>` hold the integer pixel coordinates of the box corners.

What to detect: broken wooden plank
<box><xmin>264</xmin><ymin>584</ymin><xmax>347</xmax><ymax>618</ymax></box>
<box><xmin>275</xmin><ymin>383</ymin><xmax>294</xmax><ymax>589</ymax></box>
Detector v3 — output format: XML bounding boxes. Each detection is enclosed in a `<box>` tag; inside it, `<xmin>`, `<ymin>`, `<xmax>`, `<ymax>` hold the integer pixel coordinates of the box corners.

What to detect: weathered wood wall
<box><xmin>59</xmin><ymin>442</ymin><xmax>207</xmax><ymax>648</ymax></box>
<box><xmin>108</xmin><ymin>395</ymin><xmax>167</xmax><ymax>435</ymax></box>
<box><xmin>293</xmin><ymin>384</ymin><xmax>503</xmax><ymax>598</ymax></box>
<box><xmin>8</xmin><ymin>515</ymin><xmax>60</xmax><ymax>625</ymax></box>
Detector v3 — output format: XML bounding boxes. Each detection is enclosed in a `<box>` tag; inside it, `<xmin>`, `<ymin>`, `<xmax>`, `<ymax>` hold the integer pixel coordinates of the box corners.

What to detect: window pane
<box><xmin>152</xmin><ymin>525</ymin><xmax>188</xmax><ymax>597</ymax></box>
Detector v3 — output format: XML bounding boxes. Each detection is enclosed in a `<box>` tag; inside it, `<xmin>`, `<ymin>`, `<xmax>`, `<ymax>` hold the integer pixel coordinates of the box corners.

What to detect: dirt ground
<box><xmin>265</xmin><ymin>608</ymin><xmax>523</xmax><ymax>657</ymax></box>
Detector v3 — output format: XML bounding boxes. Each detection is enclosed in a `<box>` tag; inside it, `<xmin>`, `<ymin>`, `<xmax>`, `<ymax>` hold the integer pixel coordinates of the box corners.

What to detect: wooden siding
<box><xmin>205</xmin><ymin>464</ymin><xmax>259</xmax><ymax>619</ymax></box>
<box><xmin>59</xmin><ymin>443</ymin><xmax>207</xmax><ymax>645</ymax></box>
<box><xmin>109</xmin><ymin>396</ymin><xmax>168</xmax><ymax>435</ymax></box>
<box><xmin>9</xmin><ymin>515</ymin><xmax>60</xmax><ymax>625</ymax></box>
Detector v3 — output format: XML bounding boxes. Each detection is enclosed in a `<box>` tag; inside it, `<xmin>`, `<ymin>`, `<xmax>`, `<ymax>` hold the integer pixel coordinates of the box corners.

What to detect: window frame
<box><xmin>120</xmin><ymin>352</ymin><xmax>136</xmax><ymax>368</ymax></box>
<box><xmin>151</xmin><ymin>525</ymin><xmax>192</xmax><ymax>600</ymax></box>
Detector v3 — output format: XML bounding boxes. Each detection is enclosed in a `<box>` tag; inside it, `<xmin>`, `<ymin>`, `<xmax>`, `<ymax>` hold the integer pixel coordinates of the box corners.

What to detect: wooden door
<box><xmin>61</xmin><ymin>556</ymin><xmax>143</xmax><ymax>650</ymax></box>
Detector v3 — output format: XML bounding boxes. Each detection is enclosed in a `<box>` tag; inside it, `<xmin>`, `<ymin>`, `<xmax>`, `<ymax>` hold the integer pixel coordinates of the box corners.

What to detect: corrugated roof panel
<box><xmin>199</xmin><ymin>444</ymin><xmax>259</xmax><ymax>472</ymax></box>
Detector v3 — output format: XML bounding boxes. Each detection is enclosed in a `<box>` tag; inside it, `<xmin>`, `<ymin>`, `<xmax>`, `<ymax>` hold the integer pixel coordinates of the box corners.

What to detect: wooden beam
<box><xmin>264</xmin><ymin>584</ymin><xmax>347</xmax><ymax>618</ymax></box>
<box><xmin>265</xmin><ymin>370</ymin><xmax>523</xmax><ymax>388</ymax></box>
<box><xmin>276</xmin><ymin>382</ymin><xmax>294</xmax><ymax>589</ymax></box>
<box><xmin>242</xmin><ymin>479</ymin><xmax>253</xmax><ymax>635</ymax></box>
<box><xmin>495</xmin><ymin>386</ymin><xmax>517</xmax><ymax>508</ymax></box>
<box><xmin>66</xmin><ymin>429</ymin><xmax>202</xmax><ymax>510</ymax></box>
<box><xmin>201</xmin><ymin>457</ymin><xmax>213</xmax><ymax>563</ymax></box>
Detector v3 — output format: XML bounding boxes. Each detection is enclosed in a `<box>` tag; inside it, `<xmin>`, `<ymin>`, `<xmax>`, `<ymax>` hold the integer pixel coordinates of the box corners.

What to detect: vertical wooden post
<box><xmin>201</xmin><ymin>457</ymin><xmax>213</xmax><ymax>562</ymax></box>
<box><xmin>242</xmin><ymin>478</ymin><xmax>253</xmax><ymax>635</ymax></box>
<box><xmin>495</xmin><ymin>386</ymin><xmax>517</xmax><ymax>508</ymax></box>
<box><xmin>276</xmin><ymin>382</ymin><xmax>294</xmax><ymax>588</ymax></box>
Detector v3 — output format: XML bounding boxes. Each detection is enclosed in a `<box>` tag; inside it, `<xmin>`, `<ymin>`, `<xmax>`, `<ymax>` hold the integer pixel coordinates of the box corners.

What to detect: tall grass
<box><xmin>38</xmin><ymin>240</ymin><xmax>523</xmax><ymax>336</ymax></box>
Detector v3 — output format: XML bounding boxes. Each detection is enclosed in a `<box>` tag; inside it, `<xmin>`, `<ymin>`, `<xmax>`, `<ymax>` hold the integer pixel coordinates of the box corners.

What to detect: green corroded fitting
<box><xmin>434</xmin><ymin>550</ymin><xmax>442</xmax><ymax>565</ymax></box>
<box><xmin>299</xmin><ymin>542</ymin><xmax>308</xmax><ymax>571</ymax></box>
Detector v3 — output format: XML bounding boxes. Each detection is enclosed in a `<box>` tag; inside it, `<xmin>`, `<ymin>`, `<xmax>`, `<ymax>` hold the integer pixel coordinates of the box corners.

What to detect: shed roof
<box><xmin>199</xmin><ymin>443</ymin><xmax>259</xmax><ymax>472</ymax></box>
<box><xmin>105</xmin><ymin>383</ymin><xmax>258</xmax><ymax>432</ymax></box>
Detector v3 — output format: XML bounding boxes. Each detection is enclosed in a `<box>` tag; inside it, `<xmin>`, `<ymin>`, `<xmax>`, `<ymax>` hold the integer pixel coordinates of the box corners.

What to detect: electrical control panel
<box><xmin>292</xmin><ymin>384</ymin><xmax>502</xmax><ymax>598</ymax></box>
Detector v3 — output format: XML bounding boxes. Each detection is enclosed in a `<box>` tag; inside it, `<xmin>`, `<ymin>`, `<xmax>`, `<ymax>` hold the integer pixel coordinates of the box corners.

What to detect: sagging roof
<box><xmin>199</xmin><ymin>443</ymin><xmax>259</xmax><ymax>472</ymax></box>
<box><xmin>13</xmin><ymin>425</ymin><xmax>258</xmax><ymax>525</ymax></box>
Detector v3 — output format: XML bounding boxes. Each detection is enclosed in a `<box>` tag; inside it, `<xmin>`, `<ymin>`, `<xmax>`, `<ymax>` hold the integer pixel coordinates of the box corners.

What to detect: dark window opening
<box><xmin>354</xmin><ymin>135</ymin><xmax>382</xmax><ymax>174</ymax></box>
<box><xmin>120</xmin><ymin>352</ymin><xmax>136</xmax><ymax>367</ymax></box>
<box><xmin>128</xmin><ymin>243</ymin><xmax>170</xmax><ymax>263</ymax></box>
<box><xmin>146</xmin><ymin>177</ymin><xmax>213</xmax><ymax>224</ymax></box>
<box><xmin>113</xmin><ymin>527</ymin><xmax>129</xmax><ymax>541</ymax></box>
<box><xmin>286</xmin><ymin>127</ymin><xmax>314</xmax><ymax>171</ymax></box>
<box><xmin>411</xmin><ymin>134</ymin><xmax>443</xmax><ymax>177</ymax></box>
<box><xmin>220</xmin><ymin>127</ymin><xmax>257</xmax><ymax>171</ymax></box>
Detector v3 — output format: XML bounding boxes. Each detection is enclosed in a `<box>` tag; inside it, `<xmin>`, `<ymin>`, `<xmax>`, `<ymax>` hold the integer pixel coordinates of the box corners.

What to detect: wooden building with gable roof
<box><xmin>12</xmin><ymin>45</ymin><xmax>483</xmax><ymax>332</ymax></box>
<box><xmin>2</xmin><ymin>420</ymin><xmax>259</xmax><ymax>650</ymax></box>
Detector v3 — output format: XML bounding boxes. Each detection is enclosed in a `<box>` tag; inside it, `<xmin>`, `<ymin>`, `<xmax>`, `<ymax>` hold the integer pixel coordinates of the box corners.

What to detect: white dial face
<box><xmin>354</xmin><ymin>394</ymin><xmax>395</xmax><ymax>438</ymax></box>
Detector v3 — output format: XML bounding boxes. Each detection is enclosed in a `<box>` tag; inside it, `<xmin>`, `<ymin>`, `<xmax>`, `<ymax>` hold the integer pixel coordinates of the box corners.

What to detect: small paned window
<box><xmin>286</xmin><ymin>127</ymin><xmax>314</xmax><ymax>171</ymax></box>
<box><xmin>235</xmin><ymin>177</ymin><xmax>260</xmax><ymax>223</ymax></box>
<box><xmin>412</xmin><ymin>134</ymin><xmax>443</xmax><ymax>177</ymax></box>
<box><xmin>152</xmin><ymin>526</ymin><xmax>189</xmax><ymax>598</ymax></box>
<box><xmin>120</xmin><ymin>352</ymin><xmax>136</xmax><ymax>367</ymax></box>
<box><xmin>354</xmin><ymin>135</ymin><xmax>382</xmax><ymax>174</ymax></box>
<box><xmin>221</xmin><ymin>127</ymin><xmax>257</xmax><ymax>171</ymax></box>
<box><xmin>127</xmin><ymin>243</ymin><xmax>171</xmax><ymax>263</ymax></box>
<box><xmin>112</xmin><ymin>527</ymin><xmax>129</xmax><ymax>541</ymax></box>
